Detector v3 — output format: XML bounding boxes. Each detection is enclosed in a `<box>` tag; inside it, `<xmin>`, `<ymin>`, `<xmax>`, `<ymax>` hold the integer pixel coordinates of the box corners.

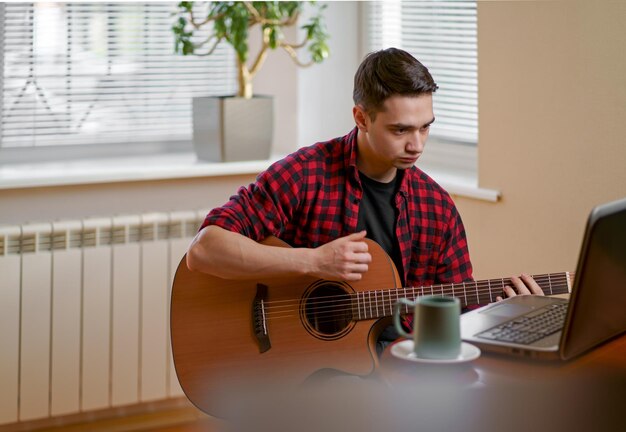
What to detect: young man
<box><xmin>187</xmin><ymin>48</ymin><xmax>543</xmax><ymax>350</ymax></box>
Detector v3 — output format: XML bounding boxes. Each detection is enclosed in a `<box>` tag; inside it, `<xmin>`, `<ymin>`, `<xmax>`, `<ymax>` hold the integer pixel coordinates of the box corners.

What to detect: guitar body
<box><xmin>170</xmin><ymin>236</ymin><xmax>402</xmax><ymax>418</ymax></box>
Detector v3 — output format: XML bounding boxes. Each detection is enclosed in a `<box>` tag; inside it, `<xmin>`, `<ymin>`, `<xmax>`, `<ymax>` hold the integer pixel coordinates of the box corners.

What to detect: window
<box><xmin>364</xmin><ymin>0</ymin><xmax>477</xmax><ymax>145</ymax></box>
<box><xmin>0</xmin><ymin>2</ymin><xmax>236</xmax><ymax>163</ymax></box>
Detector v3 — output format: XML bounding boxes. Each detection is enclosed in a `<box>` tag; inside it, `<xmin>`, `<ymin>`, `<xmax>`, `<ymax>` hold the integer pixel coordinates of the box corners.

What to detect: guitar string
<box><xmin>258</xmin><ymin>273</ymin><xmax>574</xmax><ymax>314</ymax></box>
<box><xmin>258</xmin><ymin>288</ymin><xmax>564</xmax><ymax>324</ymax></box>
<box><xmin>262</xmin><ymin>280</ymin><xmax>572</xmax><ymax>325</ymax></box>
<box><xmin>260</xmin><ymin>276</ymin><xmax>574</xmax><ymax>317</ymax></box>
<box><xmin>256</xmin><ymin>275</ymin><xmax>570</xmax><ymax>315</ymax></box>
<box><xmin>256</xmin><ymin>280</ymin><xmax>574</xmax><ymax>327</ymax></box>
<box><xmin>258</xmin><ymin>272</ymin><xmax>574</xmax><ymax>309</ymax></box>
<box><xmin>256</xmin><ymin>273</ymin><xmax>574</xmax><ymax>307</ymax></box>
<box><xmin>261</xmin><ymin>282</ymin><xmax>567</xmax><ymax>324</ymax></box>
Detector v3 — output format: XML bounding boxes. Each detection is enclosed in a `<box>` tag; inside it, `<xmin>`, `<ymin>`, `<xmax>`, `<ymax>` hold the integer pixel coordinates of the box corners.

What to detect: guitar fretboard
<box><xmin>351</xmin><ymin>272</ymin><xmax>572</xmax><ymax>321</ymax></box>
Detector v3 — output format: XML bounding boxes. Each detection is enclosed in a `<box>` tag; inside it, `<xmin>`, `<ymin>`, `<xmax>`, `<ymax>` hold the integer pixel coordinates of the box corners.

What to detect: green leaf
<box><xmin>178</xmin><ymin>1</ymin><xmax>194</xmax><ymax>13</ymax></box>
<box><xmin>268</xmin><ymin>26</ymin><xmax>278</xmax><ymax>49</ymax></box>
<box><xmin>309</xmin><ymin>40</ymin><xmax>329</xmax><ymax>63</ymax></box>
<box><xmin>182</xmin><ymin>40</ymin><xmax>195</xmax><ymax>55</ymax></box>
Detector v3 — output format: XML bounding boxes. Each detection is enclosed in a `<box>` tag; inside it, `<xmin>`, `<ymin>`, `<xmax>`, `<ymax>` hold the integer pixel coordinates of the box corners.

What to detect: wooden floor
<box><xmin>38</xmin><ymin>407</ymin><xmax>220</xmax><ymax>432</ymax></box>
<box><xmin>0</xmin><ymin>400</ymin><xmax>224</xmax><ymax>432</ymax></box>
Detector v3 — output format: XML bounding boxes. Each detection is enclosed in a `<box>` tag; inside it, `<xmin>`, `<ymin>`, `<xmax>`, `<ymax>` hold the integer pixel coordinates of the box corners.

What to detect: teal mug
<box><xmin>393</xmin><ymin>296</ymin><xmax>461</xmax><ymax>359</ymax></box>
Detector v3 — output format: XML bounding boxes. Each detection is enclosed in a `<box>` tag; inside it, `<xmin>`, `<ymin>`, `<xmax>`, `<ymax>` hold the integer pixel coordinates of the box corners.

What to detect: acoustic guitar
<box><xmin>170</xmin><ymin>236</ymin><xmax>572</xmax><ymax>418</ymax></box>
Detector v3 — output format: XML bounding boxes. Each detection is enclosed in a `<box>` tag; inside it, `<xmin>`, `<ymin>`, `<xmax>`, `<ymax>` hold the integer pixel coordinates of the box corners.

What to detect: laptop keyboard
<box><xmin>477</xmin><ymin>303</ymin><xmax>568</xmax><ymax>345</ymax></box>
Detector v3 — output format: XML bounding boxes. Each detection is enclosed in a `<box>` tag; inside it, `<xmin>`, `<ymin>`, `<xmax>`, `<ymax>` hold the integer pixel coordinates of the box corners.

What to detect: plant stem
<box><xmin>237</xmin><ymin>61</ymin><xmax>252</xmax><ymax>99</ymax></box>
<box><xmin>237</xmin><ymin>26</ymin><xmax>271</xmax><ymax>99</ymax></box>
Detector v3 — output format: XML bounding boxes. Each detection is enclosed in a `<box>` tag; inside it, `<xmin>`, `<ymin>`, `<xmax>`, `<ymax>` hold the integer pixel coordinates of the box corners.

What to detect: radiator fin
<box><xmin>50</xmin><ymin>248</ymin><xmax>82</xmax><ymax>416</ymax></box>
<box><xmin>0</xmin><ymin>252</ymin><xmax>20</xmax><ymax>424</ymax></box>
<box><xmin>0</xmin><ymin>234</ymin><xmax>22</xmax><ymax>256</ymax></box>
<box><xmin>20</xmin><ymin>234</ymin><xmax>37</xmax><ymax>253</ymax></box>
<box><xmin>112</xmin><ymin>226</ymin><xmax>127</xmax><ymax>244</ymax></box>
<box><xmin>8</xmin><ymin>235</ymin><xmax>20</xmax><ymax>255</ymax></box>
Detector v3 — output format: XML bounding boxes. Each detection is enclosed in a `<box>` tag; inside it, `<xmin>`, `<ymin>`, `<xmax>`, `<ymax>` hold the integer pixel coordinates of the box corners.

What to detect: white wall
<box><xmin>298</xmin><ymin>1</ymin><xmax>361</xmax><ymax>148</ymax></box>
<box><xmin>0</xmin><ymin>175</ymin><xmax>257</xmax><ymax>226</ymax></box>
<box><xmin>254</xmin><ymin>1</ymin><xmax>361</xmax><ymax>155</ymax></box>
<box><xmin>252</xmin><ymin>22</ymin><xmax>299</xmax><ymax>156</ymax></box>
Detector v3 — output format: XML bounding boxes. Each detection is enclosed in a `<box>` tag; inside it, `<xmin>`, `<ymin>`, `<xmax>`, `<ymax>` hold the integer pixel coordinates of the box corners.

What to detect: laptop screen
<box><xmin>561</xmin><ymin>198</ymin><xmax>626</xmax><ymax>359</ymax></box>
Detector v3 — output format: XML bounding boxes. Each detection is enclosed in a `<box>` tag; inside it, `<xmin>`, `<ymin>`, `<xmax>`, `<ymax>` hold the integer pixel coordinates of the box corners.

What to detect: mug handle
<box><xmin>394</xmin><ymin>298</ymin><xmax>416</xmax><ymax>339</ymax></box>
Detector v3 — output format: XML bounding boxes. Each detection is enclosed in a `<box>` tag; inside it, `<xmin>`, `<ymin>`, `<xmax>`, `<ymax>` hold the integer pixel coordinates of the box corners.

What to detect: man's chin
<box><xmin>396</xmin><ymin>160</ymin><xmax>418</xmax><ymax>169</ymax></box>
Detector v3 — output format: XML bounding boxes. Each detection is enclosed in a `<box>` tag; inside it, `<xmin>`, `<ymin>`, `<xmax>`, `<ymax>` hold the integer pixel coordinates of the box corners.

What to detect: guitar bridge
<box><xmin>252</xmin><ymin>284</ymin><xmax>271</xmax><ymax>353</ymax></box>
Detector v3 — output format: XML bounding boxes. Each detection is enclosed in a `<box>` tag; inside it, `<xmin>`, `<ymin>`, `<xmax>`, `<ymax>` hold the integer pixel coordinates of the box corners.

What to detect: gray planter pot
<box><xmin>192</xmin><ymin>95</ymin><xmax>274</xmax><ymax>162</ymax></box>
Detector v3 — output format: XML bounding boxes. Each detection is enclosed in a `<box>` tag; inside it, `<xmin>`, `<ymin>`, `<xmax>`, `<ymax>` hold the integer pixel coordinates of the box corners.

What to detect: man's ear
<box><xmin>353</xmin><ymin>105</ymin><xmax>369</xmax><ymax>132</ymax></box>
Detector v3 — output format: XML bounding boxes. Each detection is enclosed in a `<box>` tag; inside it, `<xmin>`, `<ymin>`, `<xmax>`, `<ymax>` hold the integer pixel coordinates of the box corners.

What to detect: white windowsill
<box><xmin>0</xmin><ymin>146</ymin><xmax>500</xmax><ymax>202</ymax></box>
<box><xmin>0</xmin><ymin>152</ymin><xmax>277</xmax><ymax>190</ymax></box>
<box><xmin>426</xmin><ymin>169</ymin><xmax>500</xmax><ymax>203</ymax></box>
<box><xmin>418</xmin><ymin>139</ymin><xmax>501</xmax><ymax>203</ymax></box>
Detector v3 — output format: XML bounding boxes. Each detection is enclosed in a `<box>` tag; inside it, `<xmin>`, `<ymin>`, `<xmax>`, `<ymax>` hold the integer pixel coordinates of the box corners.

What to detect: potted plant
<box><xmin>172</xmin><ymin>1</ymin><xmax>330</xmax><ymax>162</ymax></box>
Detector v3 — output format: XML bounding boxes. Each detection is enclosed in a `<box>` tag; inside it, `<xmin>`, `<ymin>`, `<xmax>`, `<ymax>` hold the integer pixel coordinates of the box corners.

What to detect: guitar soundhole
<box><xmin>301</xmin><ymin>281</ymin><xmax>355</xmax><ymax>340</ymax></box>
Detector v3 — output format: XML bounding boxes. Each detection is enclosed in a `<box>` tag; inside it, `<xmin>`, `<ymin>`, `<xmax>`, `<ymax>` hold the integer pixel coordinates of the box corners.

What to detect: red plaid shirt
<box><xmin>202</xmin><ymin>128</ymin><xmax>473</xmax><ymax>290</ymax></box>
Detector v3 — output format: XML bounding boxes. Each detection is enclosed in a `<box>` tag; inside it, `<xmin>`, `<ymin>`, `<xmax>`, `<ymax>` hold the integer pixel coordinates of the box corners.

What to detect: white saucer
<box><xmin>390</xmin><ymin>340</ymin><xmax>481</xmax><ymax>364</ymax></box>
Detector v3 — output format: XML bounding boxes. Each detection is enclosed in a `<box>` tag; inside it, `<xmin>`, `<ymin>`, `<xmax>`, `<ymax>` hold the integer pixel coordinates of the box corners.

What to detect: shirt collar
<box><xmin>344</xmin><ymin>126</ymin><xmax>410</xmax><ymax>195</ymax></box>
<box><xmin>345</xmin><ymin>126</ymin><xmax>359</xmax><ymax>174</ymax></box>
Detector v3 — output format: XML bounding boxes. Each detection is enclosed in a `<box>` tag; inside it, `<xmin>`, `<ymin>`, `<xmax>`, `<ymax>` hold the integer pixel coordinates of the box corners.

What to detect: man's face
<box><xmin>357</xmin><ymin>94</ymin><xmax>435</xmax><ymax>175</ymax></box>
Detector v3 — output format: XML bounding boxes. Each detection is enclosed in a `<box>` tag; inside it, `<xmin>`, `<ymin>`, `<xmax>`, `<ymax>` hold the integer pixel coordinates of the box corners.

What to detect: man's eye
<box><xmin>421</xmin><ymin>125</ymin><xmax>431</xmax><ymax>132</ymax></box>
<box><xmin>395</xmin><ymin>128</ymin><xmax>406</xmax><ymax>134</ymax></box>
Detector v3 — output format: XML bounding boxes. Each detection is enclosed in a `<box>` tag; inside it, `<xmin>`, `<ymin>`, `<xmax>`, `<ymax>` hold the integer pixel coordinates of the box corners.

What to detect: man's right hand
<box><xmin>310</xmin><ymin>231</ymin><xmax>372</xmax><ymax>281</ymax></box>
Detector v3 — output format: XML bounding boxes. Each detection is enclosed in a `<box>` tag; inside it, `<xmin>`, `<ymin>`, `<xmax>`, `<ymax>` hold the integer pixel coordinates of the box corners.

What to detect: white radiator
<box><xmin>0</xmin><ymin>210</ymin><xmax>206</xmax><ymax>424</ymax></box>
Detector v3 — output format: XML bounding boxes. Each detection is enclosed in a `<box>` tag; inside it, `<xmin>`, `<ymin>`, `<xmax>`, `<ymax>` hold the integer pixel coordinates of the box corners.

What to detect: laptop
<box><xmin>461</xmin><ymin>197</ymin><xmax>626</xmax><ymax>360</ymax></box>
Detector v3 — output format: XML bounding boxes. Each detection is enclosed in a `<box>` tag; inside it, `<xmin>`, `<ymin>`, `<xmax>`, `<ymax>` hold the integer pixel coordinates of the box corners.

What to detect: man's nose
<box><xmin>406</xmin><ymin>132</ymin><xmax>424</xmax><ymax>153</ymax></box>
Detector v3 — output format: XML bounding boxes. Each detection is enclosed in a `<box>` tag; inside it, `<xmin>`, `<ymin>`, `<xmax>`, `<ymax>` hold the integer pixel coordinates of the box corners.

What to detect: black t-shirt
<box><xmin>356</xmin><ymin>171</ymin><xmax>404</xmax><ymax>284</ymax></box>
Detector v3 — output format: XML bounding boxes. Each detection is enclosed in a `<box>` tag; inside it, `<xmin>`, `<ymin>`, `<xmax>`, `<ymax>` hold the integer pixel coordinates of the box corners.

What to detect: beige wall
<box><xmin>252</xmin><ymin>26</ymin><xmax>298</xmax><ymax>156</ymax></box>
<box><xmin>454</xmin><ymin>0</ymin><xmax>626</xmax><ymax>279</ymax></box>
<box><xmin>0</xmin><ymin>175</ymin><xmax>257</xmax><ymax>226</ymax></box>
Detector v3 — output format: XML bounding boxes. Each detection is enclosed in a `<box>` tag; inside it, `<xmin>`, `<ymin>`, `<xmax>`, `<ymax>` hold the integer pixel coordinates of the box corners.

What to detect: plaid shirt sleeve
<box><xmin>436</xmin><ymin>202</ymin><xmax>473</xmax><ymax>284</ymax></box>
<box><xmin>439</xmin><ymin>204</ymin><xmax>479</xmax><ymax>313</ymax></box>
<box><xmin>403</xmin><ymin>194</ymin><xmax>474</xmax><ymax>330</ymax></box>
<box><xmin>200</xmin><ymin>155</ymin><xmax>303</xmax><ymax>240</ymax></box>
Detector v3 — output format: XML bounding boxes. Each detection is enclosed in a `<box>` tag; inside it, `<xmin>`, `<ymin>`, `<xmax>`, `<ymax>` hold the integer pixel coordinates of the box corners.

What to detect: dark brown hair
<box><xmin>353</xmin><ymin>48</ymin><xmax>438</xmax><ymax>118</ymax></box>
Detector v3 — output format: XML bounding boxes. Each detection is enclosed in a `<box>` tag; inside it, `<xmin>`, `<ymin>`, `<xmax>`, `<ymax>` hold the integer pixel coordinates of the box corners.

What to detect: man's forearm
<box><xmin>186</xmin><ymin>225</ymin><xmax>315</xmax><ymax>280</ymax></box>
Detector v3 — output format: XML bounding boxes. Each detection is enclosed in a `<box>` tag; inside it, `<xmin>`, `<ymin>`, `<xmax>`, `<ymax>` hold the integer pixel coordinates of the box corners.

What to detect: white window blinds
<box><xmin>0</xmin><ymin>2</ymin><xmax>236</xmax><ymax>151</ymax></box>
<box><xmin>365</xmin><ymin>1</ymin><xmax>477</xmax><ymax>144</ymax></box>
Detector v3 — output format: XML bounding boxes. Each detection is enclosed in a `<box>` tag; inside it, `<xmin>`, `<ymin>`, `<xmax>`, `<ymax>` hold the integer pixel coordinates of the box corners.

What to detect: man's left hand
<box><xmin>496</xmin><ymin>273</ymin><xmax>545</xmax><ymax>301</ymax></box>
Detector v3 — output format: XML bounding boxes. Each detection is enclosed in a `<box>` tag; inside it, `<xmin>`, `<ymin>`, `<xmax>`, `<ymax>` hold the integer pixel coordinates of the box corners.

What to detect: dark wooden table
<box><xmin>375</xmin><ymin>333</ymin><xmax>626</xmax><ymax>432</ymax></box>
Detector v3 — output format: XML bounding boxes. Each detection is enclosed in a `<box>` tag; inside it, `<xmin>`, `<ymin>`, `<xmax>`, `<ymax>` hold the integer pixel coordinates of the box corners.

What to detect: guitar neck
<box><xmin>351</xmin><ymin>272</ymin><xmax>573</xmax><ymax>321</ymax></box>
